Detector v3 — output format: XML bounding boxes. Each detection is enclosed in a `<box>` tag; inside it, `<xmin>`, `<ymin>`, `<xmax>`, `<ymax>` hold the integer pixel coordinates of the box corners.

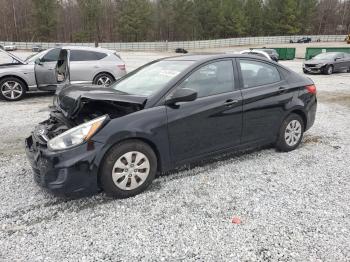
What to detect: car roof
<box><xmin>162</xmin><ymin>53</ymin><xmax>272</xmax><ymax>62</ymax></box>
<box><xmin>60</xmin><ymin>46</ymin><xmax>115</xmax><ymax>54</ymax></box>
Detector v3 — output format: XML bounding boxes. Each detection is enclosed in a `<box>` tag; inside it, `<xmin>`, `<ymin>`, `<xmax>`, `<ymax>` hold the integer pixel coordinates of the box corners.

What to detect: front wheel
<box><xmin>276</xmin><ymin>114</ymin><xmax>304</xmax><ymax>152</ymax></box>
<box><xmin>324</xmin><ymin>65</ymin><xmax>333</xmax><ymax>75</ymax></box>
<box><xmin>0</xmin><ymin>77</ymin><xmax>26</xmax><ymax>101</ymax></box>
<box><xmin>100</xmin><ymin>140</ymin><xmax>157</xmax><ymax>198</ymax></box>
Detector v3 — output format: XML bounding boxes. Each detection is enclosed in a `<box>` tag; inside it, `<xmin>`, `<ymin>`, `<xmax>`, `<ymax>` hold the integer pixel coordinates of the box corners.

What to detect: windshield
<box><xmin>25</xmin><ymin>50</ymin><xmax>47</xmax><ymax>62</ymax></box>
<box><xmin>313</xmin><ymin>53</ymin><xmax>337</xmax><ymax>60</ymax></box>
<box><xmin>112</xmin><ymin>60</ymin><xmax>194</xmax><ymax>96</ymax></box>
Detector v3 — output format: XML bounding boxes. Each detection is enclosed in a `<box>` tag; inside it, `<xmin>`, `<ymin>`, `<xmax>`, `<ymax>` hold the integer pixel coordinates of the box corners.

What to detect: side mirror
<box><xmin>165</xmin><ymin>88</ymin><xmax>197</xmax><ymax>105</ymax></box>
<box><xmin>34</xmin><ymin>58</ymin><xmax>42</xmax><ymax>65</ymax></box>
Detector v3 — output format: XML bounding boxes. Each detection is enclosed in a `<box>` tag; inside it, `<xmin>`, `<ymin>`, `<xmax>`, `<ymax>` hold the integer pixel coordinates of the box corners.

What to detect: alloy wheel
<box><xmin>112</xmin><ymin>151</ymin><xmax>150</xmax><ymax>191</ymax></box>
<box><xmin>284</xmin><ymin>120</ymin><xmax>302</xmax><ymax>147</ymax></box>
<box><xmin>96</xmin><ymin>76</ymin><xmax>112</xmax><ymax>87</ymax></box>
<box><xmin>1</xmin><ymin>81</ymin><xmax>23</xmax><ymax>100</ymax></box>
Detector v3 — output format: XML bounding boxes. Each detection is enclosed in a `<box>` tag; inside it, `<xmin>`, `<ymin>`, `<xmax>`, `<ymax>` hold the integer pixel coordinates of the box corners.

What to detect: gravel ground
<box><xmin>1</xmin><ymin>51</ymin><xmax>350</xmax><ymax>261</ymax></box>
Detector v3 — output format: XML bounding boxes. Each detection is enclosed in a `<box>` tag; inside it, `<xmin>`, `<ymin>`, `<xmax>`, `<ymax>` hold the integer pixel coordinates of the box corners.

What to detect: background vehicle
<box><xmin>290</xmin><ymin>37</ymin><xmax>312</xmax><ymax>43</ymax></box>
<box><xmin>32</xmin><ymin>45</ymin><xmax>44</xmax><ymax>52</ymax></box>
<box><xmin>239</xmin><ymin>50</ymin><xmax>272</xmax><ymax>61</ymax></box>
<box><xmin>26</xmin><ymin>54</ymin><xmax>317</xmax><ymax>198</ymax></box>
<box><xmin>303</xmin><ymin>52</ymin><xmax>350</xmax><ymax>74</ymax></box>
<box><xmin>4</xmin><ymin>42</ymin><xmax>17</xmax><ymax>51</ymax></box>
<box><xmin>175</xmin><ymin>48</ymin><xmax>188</xmax><ymax>54</ymax></box>
<box><xmin>254</xmin><ymin>48</ymin><xmax>279</xmax><ymax>62</ymax></box>
<box><xmin>0</xmin><ymin>46</ymin><xmax>126</xmax><ymax>101</ymax></box>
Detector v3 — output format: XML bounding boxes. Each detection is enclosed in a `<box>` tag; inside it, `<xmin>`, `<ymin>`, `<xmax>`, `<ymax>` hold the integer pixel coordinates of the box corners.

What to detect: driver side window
<box><xmin>179</xmin><ymin>60</ymin><xmax>235</xmax><ymax>98</ymax></box>
<box><xmin>41</xmin><ymin>48</ymin><xmax>60</xmax><ymax>62</ymax></box>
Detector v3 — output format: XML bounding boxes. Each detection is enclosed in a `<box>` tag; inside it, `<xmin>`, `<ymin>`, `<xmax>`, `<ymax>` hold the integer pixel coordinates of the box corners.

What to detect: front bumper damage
<box><xmin>25</xmin><ymin>127</ymin><xmax>103</xmax><ymax>196</ymax></box>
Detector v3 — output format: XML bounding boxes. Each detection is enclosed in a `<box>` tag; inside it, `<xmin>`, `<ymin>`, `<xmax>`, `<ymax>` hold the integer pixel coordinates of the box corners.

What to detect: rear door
<box><xmin>69</xmin><ymin>50</ymin><xmax>107</xmax><ymax>83</ymax></box>
<box><xmin>237</xmin><ymin>58</ymin><xmax>293</xmax><ymax>144</ymax></box>
<box><xmin>166</xmin><ymin>59</ymin><xmax>243</xmax><ymax>164</ymax></box>
<box><xmin>35</xmin><ymin>48</ymin><xmax>70</xmax><ymax>91</ymax></box>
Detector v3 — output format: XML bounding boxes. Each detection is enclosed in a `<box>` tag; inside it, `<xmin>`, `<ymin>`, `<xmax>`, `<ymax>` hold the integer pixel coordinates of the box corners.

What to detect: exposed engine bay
<box><xmin>34</xmin><ymin>95</ymin><xmax>145</xmax><ymax>145</ymax></box>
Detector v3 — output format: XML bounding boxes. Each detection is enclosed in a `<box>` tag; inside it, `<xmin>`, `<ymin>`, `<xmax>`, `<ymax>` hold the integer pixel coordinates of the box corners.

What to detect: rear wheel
<box><xmin>93</xmin><ymin>73</ymin><xmax>114</xmax><ymax>87</ymax></box>
<box><xmin>276</xmin><ymin>114</ymin><xmax>304</xmax><ymax>152</ymax></box>
<box><xmin>0</xmin><ymin>77</ymin><xmax>26</xmax><ymax>101</ymax></box>
<box><xmin>100</xmin><ymin>140</ymin><xmax>157</xmax><ymax>198</ymax></box>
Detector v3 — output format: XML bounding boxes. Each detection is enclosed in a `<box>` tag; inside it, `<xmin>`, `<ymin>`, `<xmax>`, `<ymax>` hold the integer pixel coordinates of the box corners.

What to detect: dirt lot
<box><xmin>1</xmin><ymin>50</ymin><xmax>350</xmax><ymax>261</ymax></box>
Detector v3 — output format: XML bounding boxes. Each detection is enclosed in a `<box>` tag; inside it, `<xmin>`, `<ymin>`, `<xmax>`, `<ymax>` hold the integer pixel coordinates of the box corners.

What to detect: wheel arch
<box><xmin>97</xmin><ymin>137</ymin><xmax>163</xmax><ymax>185</ymax></box>
<box><xmin>289</xmin><ymin>109</ymin><xmax>307</xmax><ymax>129</ymax></box>
<box><xmin>0</xmin><ymin>75</ymin><xmax>29</xmax><ymax>91</ymax></box>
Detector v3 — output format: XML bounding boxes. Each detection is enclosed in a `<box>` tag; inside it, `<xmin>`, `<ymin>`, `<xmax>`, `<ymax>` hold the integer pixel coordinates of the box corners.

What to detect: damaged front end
<box><xmin>25</xmin><ymin>85</ymin><xmax>147</xmax><ymax>195</ymax></box>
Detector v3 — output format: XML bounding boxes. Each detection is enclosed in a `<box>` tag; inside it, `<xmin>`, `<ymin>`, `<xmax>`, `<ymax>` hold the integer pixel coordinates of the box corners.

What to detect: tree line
<box><xmin>1</xmin><ymin>0</ymin><xmax>350</xmax><ymax>43</ymax></box>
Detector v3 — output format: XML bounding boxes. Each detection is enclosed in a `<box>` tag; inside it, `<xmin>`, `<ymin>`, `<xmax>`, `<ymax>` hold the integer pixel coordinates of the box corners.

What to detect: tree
<box><xmin>77</xmin><ymin>0</ymin><xmax>103</xmax><ymax>43</ymax></box>
<box><xmin>32</xmin><ymin>0</ymin><xmax>58</xmax><ymax>41</ymax></box>
<box><xmin>244</xmin><ymin>0</ymin><xmax>264</xmax><ymax>36</ymax></box>
<box><xmin>117</xmin><ymin>0</ymin><xmax>153</xmax><ymax>42</ymax></box>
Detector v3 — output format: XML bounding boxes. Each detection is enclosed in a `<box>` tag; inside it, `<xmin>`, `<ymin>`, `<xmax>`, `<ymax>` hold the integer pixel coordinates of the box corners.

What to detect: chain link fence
<box><xmin>1</xmin><ymin>35</ymin><xmax>347</xmax><ymax>51</ymax></box>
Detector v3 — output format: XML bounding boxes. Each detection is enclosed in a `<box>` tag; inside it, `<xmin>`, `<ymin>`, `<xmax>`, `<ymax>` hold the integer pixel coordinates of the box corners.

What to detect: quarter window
<box><xmin>179</xmin><ymin>60</ymin><xmax>235</xmax><ymax>98</ymax></box>
<box><xmin>70</xmin><ymin>50</ymin><xmax>107</xmax><ymax>61</ymax></box>
<box><xmin>239</xmin><ymin>60</ymin><xmax>281</xmax><ymax>88</ymax></box>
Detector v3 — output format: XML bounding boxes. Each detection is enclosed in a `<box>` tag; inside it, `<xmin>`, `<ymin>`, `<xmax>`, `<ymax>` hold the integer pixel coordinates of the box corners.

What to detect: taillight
<box><xmin>118</xmin><ymin>64</ymin><xmax>126</xmax><ymax>71</ymax></box>
<box><xmin>306</xmin><ymin>84</ymin><xmax>317</xmax><ymax>94</ymax></box>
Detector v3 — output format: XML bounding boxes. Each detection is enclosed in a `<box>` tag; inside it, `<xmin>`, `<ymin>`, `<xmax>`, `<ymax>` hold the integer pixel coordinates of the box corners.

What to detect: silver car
<box><xmin>0</xmin><ymin>46</ymin><xmax>126</xmax><ymax>101</ymax></box>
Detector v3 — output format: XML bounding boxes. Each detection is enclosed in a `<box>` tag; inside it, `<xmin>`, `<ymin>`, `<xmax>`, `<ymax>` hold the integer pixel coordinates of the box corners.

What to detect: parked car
<box><xmin>290</xmin><ymin>37</ymin><xmax>312</xmax><ymax>44</ymax></box>
<box><xmin>175</xmin><ymin>48</ymin><xmax>188</xmax><ymax>54</ymax></box>
<box><xmin>4</xmin><ymin>42</ymin><xmax>17</xmax><ymax>51</ymax></box>
<box><xmin>254</xmin><ymin>48</ymin><xmax>279</xmax><ymax>62</ymax></box>
<box><xmin>0</xmin><ymin>46</ymin><xmax>126</xmax><ymax>101</ymax></box>
<box><xmin>32</xmin><ymin>45</ymin><xmax>44</xmax><ymax>52</ymax></box>
<box><xmin>25</xmin><ymin>54</ymin><xmax>317</xmax><ymax>198</ymax></box>
<box><xmin>303</xmin><ymin>52</ymin><xmax>350</xmax><ymax>75</ymax></box>
<box><xmin>239</xmin><ymin>49</ymin><xmax>272</xmax><ymax>61</ymax></box>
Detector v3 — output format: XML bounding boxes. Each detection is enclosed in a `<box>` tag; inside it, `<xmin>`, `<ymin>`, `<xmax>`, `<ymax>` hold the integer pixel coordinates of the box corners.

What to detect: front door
<box><xmin>35</xmin><ymin>48</ymin><xmax>70</xmax><ymax>91</ymax></box>
<box><xmin>166</xmin><ymin>60</ymin><xmax>243</xmax><ymax>165</ymax></box>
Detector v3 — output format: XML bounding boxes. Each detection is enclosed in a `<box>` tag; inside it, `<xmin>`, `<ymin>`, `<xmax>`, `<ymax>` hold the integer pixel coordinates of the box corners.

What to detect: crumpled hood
<box><xmin>55</xmin><ymin>85</ymin><xmax>147</xmax><ymax>118</ymax></box>
<box><xmin>304</xmin><ymin>58</ymin><xmax>329</xmax><ymax>65</ymax></box>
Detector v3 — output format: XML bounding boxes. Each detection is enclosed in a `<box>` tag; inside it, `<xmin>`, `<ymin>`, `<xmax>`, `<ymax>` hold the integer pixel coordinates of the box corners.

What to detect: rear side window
<box><xmin>41</xmin><ymin>48</ymin><xmax>60</xmax><ymax>62</ymax></box>
<box><xmin>239</xmin><ymin>59</ymin><xmax>281</xmax><ymax>88</ymax></box>
<box><xmin>179</xmin><ymin>60</ymin><xmax>235</xmax><ymax>98</ymax></box>
<box><xmin>70</xmin><ymin>50</ymin><xmax>107</xmax><ymax>61</ymax></box>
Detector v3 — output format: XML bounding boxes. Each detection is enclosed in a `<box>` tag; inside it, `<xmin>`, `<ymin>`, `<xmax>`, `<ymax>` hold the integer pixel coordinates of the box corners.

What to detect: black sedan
<box><xmin>25</xmin><ymin>54</ymin><xmax>317</xmax><ymax>198</ymax></box>
<box><xmin>303</xmin><ymin>52</ymin><xmax>350</xmax><ymax>75</ymax></box>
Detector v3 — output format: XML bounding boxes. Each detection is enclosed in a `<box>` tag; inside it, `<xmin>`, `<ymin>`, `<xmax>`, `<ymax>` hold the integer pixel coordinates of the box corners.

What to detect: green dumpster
<box><xmin>273</xmin><ymin>48</ymin><xmax>296</xmax><ymax>60</ymax></box>
<box><xmin>305</xmin><ymin>47</ymin><xmax>350</xmax><ymax>60</ymax></box>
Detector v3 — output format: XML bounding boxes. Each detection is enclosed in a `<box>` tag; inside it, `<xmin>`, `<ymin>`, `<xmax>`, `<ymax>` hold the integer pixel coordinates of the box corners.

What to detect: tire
<box><xmin>324</xmin><ymin>65</ymin><xmax>333</xmax><ymax>75</ymax></box>
<box><xmin>0</xmin><ymin>77</ymin><xmax>26</xmax><ymax>101</ymax></box>
<box><xmin>303</xmin><ymin>69</ymin><xmax>309</xmax><ymax>74</ymax></box>
<box><xmin>100</xmin><ymin>140</ymin><xmax>157</xmax><ymax>198</ymax></box>
<box><xmin>93</xmin><ymin>73</ymin><xmax>115</xmax><ymax>87</ymax></box>
<box><xmin>276</xmin><ymin>114</ymin><xmax>305</xmax><ymax>152</ymax></box>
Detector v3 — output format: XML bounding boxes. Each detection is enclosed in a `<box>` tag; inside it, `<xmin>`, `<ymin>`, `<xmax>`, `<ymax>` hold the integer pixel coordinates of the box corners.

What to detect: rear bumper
<box><xmin>305</xmin><ymin>97</ymin><xmax>317</xmax><ymax>131</ymax></box>
<box><xmin>25</xmin><ymin>135</ymin><xmax>103</xmax><ymax>196</ymax></box>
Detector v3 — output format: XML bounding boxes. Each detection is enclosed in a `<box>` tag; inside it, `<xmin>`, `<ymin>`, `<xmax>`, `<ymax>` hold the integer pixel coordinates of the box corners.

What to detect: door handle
<box><xmin>224</xmin><ymin>99</ymin><xmax>239</xmax><ymax>107</ymax></box>
<box><xmin>278</xmin><ymin>87</ymin><xmax>288</xmax><ymax>94</ymax></box>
